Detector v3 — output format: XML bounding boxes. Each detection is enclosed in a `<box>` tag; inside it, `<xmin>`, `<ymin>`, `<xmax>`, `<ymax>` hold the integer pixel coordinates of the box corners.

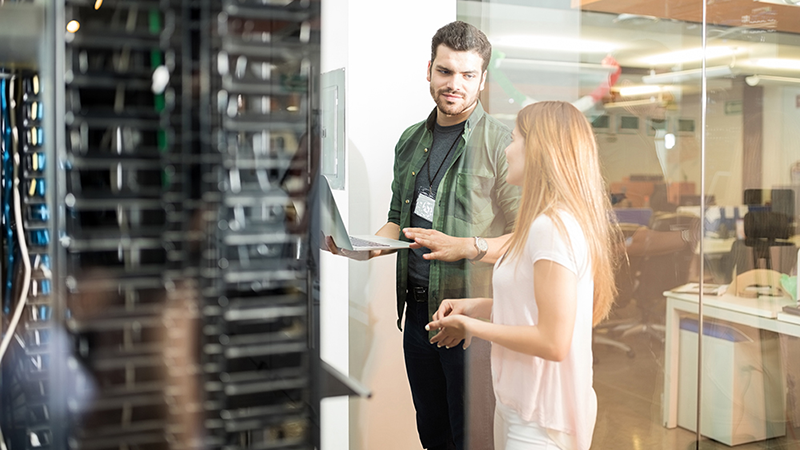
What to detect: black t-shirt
<box><xmin>407</xmin><ymin>120</ymin><xmax>465</xmax><ymax>289</ymax></box>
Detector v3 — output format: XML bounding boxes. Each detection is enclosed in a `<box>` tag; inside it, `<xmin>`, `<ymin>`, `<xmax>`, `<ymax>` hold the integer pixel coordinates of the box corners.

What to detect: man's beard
<box><xmin>431</xmin><ymin>87</ymin><xmax>477</xmax><ymax>117</ymax></box>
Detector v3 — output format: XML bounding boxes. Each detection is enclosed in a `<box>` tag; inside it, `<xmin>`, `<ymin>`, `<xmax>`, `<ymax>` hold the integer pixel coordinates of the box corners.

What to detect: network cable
<box><xmin>0</xmin><ymin>148</ymin><xmax>32</xmax><ymax>365</ymax></box>
<box><xmin>1</xmin><ymin>78</ymin><xmax>16</xmax><ymax>314</ymax></box>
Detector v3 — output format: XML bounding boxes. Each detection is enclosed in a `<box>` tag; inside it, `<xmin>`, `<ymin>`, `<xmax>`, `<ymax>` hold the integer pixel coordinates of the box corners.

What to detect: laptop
<box><xmin>318</xmin><ymin>177</ymin><xmax>411</xmax><ymax>252</ymax></box>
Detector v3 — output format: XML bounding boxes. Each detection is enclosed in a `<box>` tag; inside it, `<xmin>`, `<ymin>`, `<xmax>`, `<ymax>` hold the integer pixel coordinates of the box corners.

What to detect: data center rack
<box><xmin>0</xmin><ymin>0</ymin><xmax>322</xmax><ymax>449</ymax></box>
<box><xmin>200</xmin><ymin>1</ymin><xmax>320</xmax><ymax>448</ymax></box>
<box><xmin>60</xmin><ymin>0</ymin><xmax>197</xmax><ymax>449</ymax></box>
<box><xmin>1</xmin><ymin>2</ymin><xmax>59</xmax><ymax>449</ymax></box>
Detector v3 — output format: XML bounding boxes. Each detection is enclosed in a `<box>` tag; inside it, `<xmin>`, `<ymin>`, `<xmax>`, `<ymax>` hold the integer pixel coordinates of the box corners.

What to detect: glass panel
<box><xmin>459</xmin><ymin>0</ymin><xmax>705</xmax><ymax>448</ymax></box>
<box><xmin>699</xmin><ymin>1</ymin><xmax>800</xmax><ymax>448</ymax></box>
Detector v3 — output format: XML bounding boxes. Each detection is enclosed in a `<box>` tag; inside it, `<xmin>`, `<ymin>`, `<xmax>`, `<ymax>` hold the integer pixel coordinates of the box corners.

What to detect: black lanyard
<box><xmin>426</xmin><ymin>133</ymin><xmax>460</xmax><ymax>190</ymax></box>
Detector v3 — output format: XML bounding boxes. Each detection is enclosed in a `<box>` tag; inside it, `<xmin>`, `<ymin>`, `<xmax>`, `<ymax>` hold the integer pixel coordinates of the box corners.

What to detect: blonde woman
<box><xmin>425</xmin><ymin>101</ymin><xmax>620</xmax><ymax>450</ymax></box>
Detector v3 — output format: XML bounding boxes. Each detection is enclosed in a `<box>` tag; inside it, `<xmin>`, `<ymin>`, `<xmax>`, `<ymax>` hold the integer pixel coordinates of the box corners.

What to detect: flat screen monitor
<box><xmin>743</xmin><ymin>188</ymin><xmax>795</xmax><ymax>221</ymax></box>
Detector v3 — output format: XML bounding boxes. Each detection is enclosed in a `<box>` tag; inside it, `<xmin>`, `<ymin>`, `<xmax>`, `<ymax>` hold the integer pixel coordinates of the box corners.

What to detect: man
<box><xmin>328</xmin><ymin>21</ymin><xmax>519</xmax><ymax>450</ymax></box>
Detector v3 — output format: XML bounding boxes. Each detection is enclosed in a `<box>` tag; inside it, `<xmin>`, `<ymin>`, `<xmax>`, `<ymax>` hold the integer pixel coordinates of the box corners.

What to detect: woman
<box><xmin>425</xmin><ymin>101</ymin><xmax>620</xmax><ymax>450</ymax></box>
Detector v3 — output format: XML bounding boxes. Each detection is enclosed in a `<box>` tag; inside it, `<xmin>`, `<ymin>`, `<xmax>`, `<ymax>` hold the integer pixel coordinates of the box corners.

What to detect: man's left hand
<box><xmin>403</xmin><ymin>228</ymin><xmax>472</xmax><ymax>262</ymax></box>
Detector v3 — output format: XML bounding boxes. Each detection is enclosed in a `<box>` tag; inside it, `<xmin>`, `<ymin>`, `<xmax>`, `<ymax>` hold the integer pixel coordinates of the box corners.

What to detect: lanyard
<box><xmin>426</xmin><ymin>132</ymin><xmax>460</xmax><ymax>191</ymax></box>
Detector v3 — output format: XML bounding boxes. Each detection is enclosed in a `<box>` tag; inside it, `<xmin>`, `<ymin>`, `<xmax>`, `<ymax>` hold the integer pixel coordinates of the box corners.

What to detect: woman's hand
<box><xmin>426</xmin><ymin>314</ymin><xmax>473</xmax><ymax>350</ymax></box>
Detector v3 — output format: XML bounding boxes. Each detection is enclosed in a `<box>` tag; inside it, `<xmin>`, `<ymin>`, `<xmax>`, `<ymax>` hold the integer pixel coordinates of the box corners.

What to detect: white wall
<box><xmin>320</xmin><ymin>1</ymin><xmax>457</xmax><ymax>450</ymax></box>
<box><xmin>763</xmin><ymin>85</ymin><xmax>800</xmax><ymax>187</ymax></box>
<box><xmin>319</xmin><ymin>0</ymin><xmax>350</xmax><ymax>447</ymax></box>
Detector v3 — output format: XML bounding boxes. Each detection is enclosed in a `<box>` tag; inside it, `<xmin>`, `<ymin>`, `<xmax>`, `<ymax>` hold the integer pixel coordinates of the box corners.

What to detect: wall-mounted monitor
<box><xmin>590</xmin><ymin>114</ymin><xmax>611</xmax><ymax>134</ymax></box>
<box><xmin>617</xmin><ymin>115</ymin><xmax>639</xmax><ymax>134</ymax></box>
<box><xmin>676</xmin><ymin>118</ymin><xmax>696</xmax><ymax>136</ymax></box>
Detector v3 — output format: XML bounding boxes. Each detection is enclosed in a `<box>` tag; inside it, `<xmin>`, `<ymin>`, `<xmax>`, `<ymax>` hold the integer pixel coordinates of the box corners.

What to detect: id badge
<box><xmin>414</xmin><ymin>188</ymin><xmax>436</xmax><ymax>222</ymax></box>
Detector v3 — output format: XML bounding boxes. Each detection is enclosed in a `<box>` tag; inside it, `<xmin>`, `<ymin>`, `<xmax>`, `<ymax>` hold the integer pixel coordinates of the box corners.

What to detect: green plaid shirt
<box><xmin>388</xmin><ymin>101</ymin><xmax>520</xmax><ymax>330</ymax></box>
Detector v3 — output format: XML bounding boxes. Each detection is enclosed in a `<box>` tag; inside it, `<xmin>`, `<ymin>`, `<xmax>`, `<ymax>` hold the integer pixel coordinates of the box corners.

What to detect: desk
<box><xmin>662</xmin><ymin>287</ymin><xmax>799</xmax><ymax>428</ymax></box>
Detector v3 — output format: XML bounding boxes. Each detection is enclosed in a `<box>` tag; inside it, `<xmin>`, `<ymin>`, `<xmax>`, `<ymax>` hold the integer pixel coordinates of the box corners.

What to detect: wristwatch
<box><xmin>471</xmin><ymin>236</ymin><xmax>488</xmax><ymax>262</ymax></box>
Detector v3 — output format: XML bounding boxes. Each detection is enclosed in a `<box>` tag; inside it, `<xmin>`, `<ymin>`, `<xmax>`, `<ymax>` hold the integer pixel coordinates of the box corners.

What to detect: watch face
<box><xmin>476</xmin><ymin>237</ymin><xmax>488</xmax><ymax>252</ymax></box>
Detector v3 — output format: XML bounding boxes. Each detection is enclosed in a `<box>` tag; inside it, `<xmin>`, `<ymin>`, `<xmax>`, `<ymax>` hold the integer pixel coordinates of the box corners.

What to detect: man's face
<box><xmin>427</xmin><ymin>45</ymin><xmax>487</xmax><ymax>125</ymax></box>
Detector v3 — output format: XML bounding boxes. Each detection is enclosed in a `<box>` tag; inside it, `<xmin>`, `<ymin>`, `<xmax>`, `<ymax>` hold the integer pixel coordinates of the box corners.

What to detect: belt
<box><xmin>408</xmin><ymin>286</ymin><xmax>428</xmax><ymax>303</ymax></box>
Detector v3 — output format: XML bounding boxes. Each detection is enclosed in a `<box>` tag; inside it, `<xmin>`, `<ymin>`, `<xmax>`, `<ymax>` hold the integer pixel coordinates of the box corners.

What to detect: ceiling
<box><xmin>580</xmin><ymin>0</ymin><xmax>800</xmax><ymax>35</ymax></box>
<box><xmin>459</xmin><ymin>0</ymin><xmax>800</xmax><ymax>119</ymax></box>
<box><xmin>460</xmin><ymin>1</ymin><xmax>800</xmax><ymax>96</ymax></box>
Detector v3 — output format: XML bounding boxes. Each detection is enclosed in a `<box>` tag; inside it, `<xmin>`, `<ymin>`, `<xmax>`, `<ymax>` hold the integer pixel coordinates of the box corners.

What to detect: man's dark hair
<box><xmin>431</xmin><ymin>21</ymin><xmax>492</xmax><ymax>72</ymax></box>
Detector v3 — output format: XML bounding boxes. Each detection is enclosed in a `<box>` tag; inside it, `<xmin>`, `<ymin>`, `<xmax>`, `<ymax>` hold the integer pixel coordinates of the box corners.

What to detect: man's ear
<box><xmin>479</xmin><ymin>70</ymin><xmax>487</xmax><ymax>91</ymax></box>
<box><xmin>426</xmin><ymin>61</ymin><xmax>432</xmax><ymax>82</ymax></box>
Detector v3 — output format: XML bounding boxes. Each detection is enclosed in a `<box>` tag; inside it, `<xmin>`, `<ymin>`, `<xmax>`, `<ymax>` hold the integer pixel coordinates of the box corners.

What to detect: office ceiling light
<box><xmin>752</xmin><ymin>58</ymin><xmax>800</xmax><ymax>71</ymax></box>
<box><xmin>642</xmin><ymin>65</ymin><xmax>733</xmax><ymax>84</ymax></box>
<box><xmin>755</xmin><ymin>0</ymin><xmax>800</xmax><ymax>6</ymax></box>
<box><xmin>495</xmin><ymin>58</ymin><xmax>616</xmax><ymax>74</ymax></box>
<box><xmin>492</xmin><ymin>35</ymin><xmax>617</xmax><ymax>54</ymax></box>
<box><xmin>603</xmin><ymin>98</ymin><xmax>666</xmax><ymax>110</ymax></box>
<box><xmin>66</xmin><ymin>20</ymin><xmax>80</xmax><ymax>33</ymax></box>
<box><xmin>618</xmin><ymin>85</ymin><xmax>663</xmax><ymax>96</ymax></box>
<box><xmin>745</xmin><ymin>75</ymin><xmax>800</xmax><ymax>86</ymax></box>
<box><xmin>641</xmin><ymin>46</ymin><xmax>743</xmax><ymax>66</ymax></box>
<box><xmin>94</xmin><ymin>0</ymin><xmax>103</xmax><ymax>9</ymax></box>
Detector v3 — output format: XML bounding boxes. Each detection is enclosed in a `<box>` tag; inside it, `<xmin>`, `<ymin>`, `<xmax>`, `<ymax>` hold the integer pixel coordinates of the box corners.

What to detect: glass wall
<box><xmin>456</xmin><ymin>0</ymin><xmax>800</xmax><ymax>449</ymax></box>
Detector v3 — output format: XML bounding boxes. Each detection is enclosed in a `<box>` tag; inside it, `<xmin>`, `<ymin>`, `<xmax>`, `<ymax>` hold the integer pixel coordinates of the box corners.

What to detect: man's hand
<box><xmin>323</xmin><ymin>236</ymin><xmax>380</xmax><ymax>261</ymax></box>
<box><xmin>403</xmin><ymin>228</ymin><xmax>473</xmax><ymax>262</ymax></box>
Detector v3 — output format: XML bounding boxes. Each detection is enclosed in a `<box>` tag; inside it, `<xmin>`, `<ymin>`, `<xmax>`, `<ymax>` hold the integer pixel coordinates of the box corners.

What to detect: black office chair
<box><xmin>730</xmin><ymin>211</ymin><xmax>797</xmax><ymax>275</ymax></box>
<box><xmin>620</xmin><ymin>213</ymin><xmax>698</xmax><ymax>342</ymax></box>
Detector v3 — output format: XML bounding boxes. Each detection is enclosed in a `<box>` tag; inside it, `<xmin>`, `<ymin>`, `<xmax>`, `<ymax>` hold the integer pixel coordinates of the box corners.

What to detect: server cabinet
<box><xmin>0</xmin><ymin>1</ymin><xmax>322</xmax><ymax>449</ymax></box>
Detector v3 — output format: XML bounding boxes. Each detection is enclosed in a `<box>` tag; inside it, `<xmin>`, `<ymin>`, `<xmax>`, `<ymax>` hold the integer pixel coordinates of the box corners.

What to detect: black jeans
<box><xmin>403</xmin><ymin>296</ymin><xmax>464</xmax><ymax>450</ymax></box>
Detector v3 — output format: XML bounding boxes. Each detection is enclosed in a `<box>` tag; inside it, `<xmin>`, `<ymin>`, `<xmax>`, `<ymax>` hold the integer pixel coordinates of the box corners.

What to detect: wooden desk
<box><xmin>662</xmin><ymin>287</ymin><xmax>800</xmax><ymax>428</ymax></box>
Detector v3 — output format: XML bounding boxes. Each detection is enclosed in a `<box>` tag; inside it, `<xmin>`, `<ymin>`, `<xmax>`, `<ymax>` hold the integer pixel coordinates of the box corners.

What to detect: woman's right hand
<box><xmin>432</xmin><ymin>298</ymin><xmax>470</xmax><ymax>322</ymax></box>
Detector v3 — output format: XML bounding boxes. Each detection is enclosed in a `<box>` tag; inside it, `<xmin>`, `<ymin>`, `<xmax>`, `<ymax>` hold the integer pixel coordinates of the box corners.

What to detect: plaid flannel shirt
<box><xmin>387</xmin><ymin>101</ymin><xmax>520</xmax><ymax>332</ymax></box>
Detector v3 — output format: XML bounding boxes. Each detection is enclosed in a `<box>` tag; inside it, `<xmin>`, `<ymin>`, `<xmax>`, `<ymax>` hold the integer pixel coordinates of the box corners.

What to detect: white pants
<box><xmin>494</xmin><ymin>402</ymin><xmax>561</xmax><ymax>450</ymax></box>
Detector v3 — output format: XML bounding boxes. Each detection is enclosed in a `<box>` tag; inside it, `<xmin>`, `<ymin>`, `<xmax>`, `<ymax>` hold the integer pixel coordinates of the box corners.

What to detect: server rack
<box><xmin>0</xmin><ymin>1</ymin><xmax>323</xmax><ymax>449</ymax></box>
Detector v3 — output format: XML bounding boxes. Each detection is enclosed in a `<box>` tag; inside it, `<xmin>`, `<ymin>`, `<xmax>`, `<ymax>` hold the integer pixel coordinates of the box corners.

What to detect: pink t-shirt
<box><xmin>491</xmin><ymin>212</ymin><xmax>597</xmax><ymax>450</ymax></box>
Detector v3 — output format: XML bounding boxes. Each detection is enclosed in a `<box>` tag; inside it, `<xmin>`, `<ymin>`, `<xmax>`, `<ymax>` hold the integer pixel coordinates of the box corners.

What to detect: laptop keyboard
<box><xmin>349</xmin><ymin>236</ymin><xmax>390</xmax><ymax>248</ymax></box>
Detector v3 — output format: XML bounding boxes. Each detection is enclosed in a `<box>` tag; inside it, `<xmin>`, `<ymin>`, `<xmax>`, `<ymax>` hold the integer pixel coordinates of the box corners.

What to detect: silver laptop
<box><xmin>319</xmin><ymin>177</ymin><xmax>411</xmax><ymax>252</ymax></box>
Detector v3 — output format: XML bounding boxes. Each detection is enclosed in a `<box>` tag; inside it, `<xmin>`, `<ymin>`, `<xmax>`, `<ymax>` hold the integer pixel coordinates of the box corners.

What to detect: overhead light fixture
<box><xmin>755</xmin><ymin>0</ymin><xmax>800</xmax><ymax>7</ymax></box>
<box><xmin>496</xmin><ymin>58</ymin><xmax>616</xmax><ymax>74</ymax></box>
<box><xmin>752</xmin><ymin>58</ymin><xmax>800</xmax><ymax>71</ymax></box>
<box><xmin>745</xmin><ymin>75</ymin><xmax>800</xmax><ymax>86</ymax></box>
<box><xmin>642</xmin><ymin>65</ymin><xmax>733</xmax><ymax>84</ymax></box>
<box><xmin>641</xmin><ymin>46</ymin><xmax>744</xmax><ymax>66</ymax></box>
<box><xmin>603</xmin><ymin>98</ymin><xmax>667</xmax><ymax>110</ymax></box>
<box><xmin>492</xmin><ymin>35</ymin><xmax>617</xmax><ymax>54</ymax></box>
<box><xmin>66</xmin><ymin>20</ymin><xmax>81</xmax><ymax>33</ymax></box>
<box><xmin>618</xmin><ymin>85</ymin><xmax>663</xmax><ymax>96</ymax></box>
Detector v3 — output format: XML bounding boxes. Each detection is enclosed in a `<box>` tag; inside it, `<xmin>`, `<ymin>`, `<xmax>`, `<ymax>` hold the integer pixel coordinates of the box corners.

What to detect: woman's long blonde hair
<box><xmin>502</xmin><ymin>101</ymin><xmax>621</xmax><ymax>326</ymax></box>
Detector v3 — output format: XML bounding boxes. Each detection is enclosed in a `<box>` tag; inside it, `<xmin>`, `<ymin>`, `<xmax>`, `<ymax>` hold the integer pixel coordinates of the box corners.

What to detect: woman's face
<box><xmin>504</xmin><ymin>126</ymin><xmax>525</xmax><ymax>186</ymax></box>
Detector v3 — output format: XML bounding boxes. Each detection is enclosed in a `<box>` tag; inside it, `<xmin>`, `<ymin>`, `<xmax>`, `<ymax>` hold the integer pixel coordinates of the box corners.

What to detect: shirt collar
<box><xmin>424</xmin><ymin>100</ymin><xmax>485</xmax><ymax>135</ymax></box>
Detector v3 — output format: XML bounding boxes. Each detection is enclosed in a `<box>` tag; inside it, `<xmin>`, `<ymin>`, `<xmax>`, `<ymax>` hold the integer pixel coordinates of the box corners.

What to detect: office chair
<box><xmin>593</xmin><ymin>223</ymin><xmax>641</xmax><ymax>360</ymax></box>
<box><xmin>730</xmin><ymin>211</ymin><xmax>797</xmax><ymax>275</ymax></box>
<box><xmin>620</xmin><ymin>212</ymin><xmax>698</xmax><ymax>343</ymax></box>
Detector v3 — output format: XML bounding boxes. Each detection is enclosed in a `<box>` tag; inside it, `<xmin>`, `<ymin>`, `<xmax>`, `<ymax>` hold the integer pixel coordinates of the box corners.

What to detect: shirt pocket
<box><xmin>454</xmin><ymin>173</ymin><xmax>495</xmax><ymax>226</ymax></box>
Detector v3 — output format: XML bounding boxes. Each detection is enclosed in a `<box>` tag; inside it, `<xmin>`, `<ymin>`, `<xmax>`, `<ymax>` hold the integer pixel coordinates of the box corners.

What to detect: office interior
<box><xmin>1</xmin><ymin>0</ymin><xmax>800</xmax><ymax>449</ymax></box>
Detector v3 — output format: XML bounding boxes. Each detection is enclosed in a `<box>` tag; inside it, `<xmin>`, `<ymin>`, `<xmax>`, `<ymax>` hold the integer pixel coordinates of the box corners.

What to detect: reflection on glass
<box><xmin>453</xmin><ymin>0</ymin><xmax>800</xmax><ymax>448</ymax></box>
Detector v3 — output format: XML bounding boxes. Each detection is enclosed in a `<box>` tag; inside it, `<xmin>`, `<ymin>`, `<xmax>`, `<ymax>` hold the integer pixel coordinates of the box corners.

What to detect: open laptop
<box><xmin>318</xmin><ymin>177</ymin><xmax>411</xmax><ymax>252</ymax></box>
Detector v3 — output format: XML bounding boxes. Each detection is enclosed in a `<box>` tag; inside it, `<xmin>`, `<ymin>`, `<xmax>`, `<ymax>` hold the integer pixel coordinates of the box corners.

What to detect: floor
<box><xmin>591</xmin><ymin>304</ymin><xmax>800</xmax><ymax>450</ymax></box>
